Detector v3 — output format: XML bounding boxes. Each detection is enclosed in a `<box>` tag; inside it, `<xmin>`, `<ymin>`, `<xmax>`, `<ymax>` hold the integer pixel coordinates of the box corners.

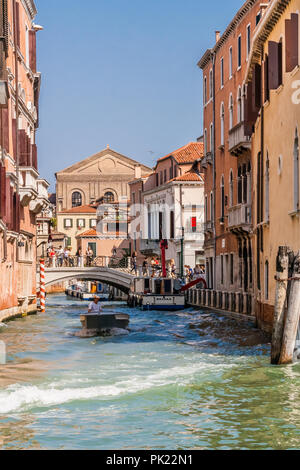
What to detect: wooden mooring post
<box><xmin>279</xmin><ymin>252</ymin><xmax>300</xmax><ymax>365</ymax></box>
<box><xmin>271</xmin><ymin>247</ymin><xmax>290</xmax><ymax>364</ymax></box>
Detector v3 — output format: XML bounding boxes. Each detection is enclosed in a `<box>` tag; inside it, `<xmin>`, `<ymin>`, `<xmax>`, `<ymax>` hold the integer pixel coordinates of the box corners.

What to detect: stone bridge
<box><xmin>37</xmin><ymin>267</ymin><xmax>134</xmax><ymax>294</ymax></box>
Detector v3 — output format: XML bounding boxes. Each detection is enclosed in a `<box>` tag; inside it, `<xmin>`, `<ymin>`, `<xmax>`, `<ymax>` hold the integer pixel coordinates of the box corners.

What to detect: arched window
<box><xmin>242</xmin><ymin>84</ymin><xmax>246</xmax><ymax>121</ymax></box>
<box><xmin>210</xmin><ymin>191</ymin><xmax>214</xmax><ymax>222</ymax></box>
<box><xmin>229</xmin><ymin>94</ymin><xmax>234</xmax><ymax>129</ymax></box>
<box><xmin>72</xmin><ymin>191</ymin><xmax>82</xmax><ymax>208</ymax></box>
<box><xmin>229</xmin><ymin>170</ymin><xmax>234</xmax><ymax>206</ymax></box>
<box><xmin>204</xmin><ymin>76</ymin><xmax>207</xmax><ymax>104</ymax></box>
<box><xmin>209</xmin><ymin>69</ymin><xmax>213</xmax><ymax>99</ymax></box>
<box><xmin>221</xmin><ymin>175</ymin><xmax>225</xmax><ymax>221</ymax></box>
<box><xmin>204</xmin><ymin>129</ymin><xmax>208</xmax><ymax>155</ymax></box>
<box><xmin>237</xmin><ymin>87</ymin><xmax>242</xmax><ymax>123</ymax></box>
<box><xmin>265</xmin><ymin>155</ymin><xmax>270</xmax><ymax>221</ymax></box>
<box><xmin>103</xmin><ymin>191</ymin><xmax>115</xmax><ymax>203</ymax></box>
<box><xmin>210</xmin><ymin>123</ymin><xmax>213</xmax><ymax>152</ymax></box>
<box><xmin>238</xmin><ymin>166</ymin><xmax>242</xmax><ymax>204</ymax></box>
<box><xmin>220</xmin><ymin>103</ymin><xmax>225</xmax><ymax>146</ymax></box>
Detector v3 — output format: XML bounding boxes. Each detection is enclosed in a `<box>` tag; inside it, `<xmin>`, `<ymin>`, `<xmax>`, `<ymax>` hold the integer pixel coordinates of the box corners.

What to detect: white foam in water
<box><xmin>0</xmin><ymin>361</ymin><xmax>231</xmax><ymax>414</ymax></box>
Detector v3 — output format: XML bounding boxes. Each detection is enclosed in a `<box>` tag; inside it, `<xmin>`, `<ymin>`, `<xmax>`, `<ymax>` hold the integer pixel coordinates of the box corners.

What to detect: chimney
<box><xmin>215</xmin><ymin>31</ymin><xmax>221</xmax><ymax>43</ymax></box>
<box><xmin>135</xmin><ymin>165</ymin><xmax>142</xmax><ymax>179</ymax></box>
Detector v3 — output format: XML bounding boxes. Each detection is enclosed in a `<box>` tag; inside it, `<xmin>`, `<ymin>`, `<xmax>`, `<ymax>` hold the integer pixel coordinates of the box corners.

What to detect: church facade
<box><xmin>56</xmin><ymin>146</ymin><xmax>152</xmax><ymax>212</ymax></box>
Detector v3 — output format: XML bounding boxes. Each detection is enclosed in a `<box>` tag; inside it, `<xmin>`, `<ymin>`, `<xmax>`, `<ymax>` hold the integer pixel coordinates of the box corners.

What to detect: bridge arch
<box><xmin>39</xmin><ymin>268</ymin><xmax>133</xmax><ymax>294</ymax></box>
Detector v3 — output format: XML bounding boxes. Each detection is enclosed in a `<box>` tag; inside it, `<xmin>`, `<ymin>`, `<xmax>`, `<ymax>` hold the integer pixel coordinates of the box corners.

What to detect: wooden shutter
<box><xmin>32</xmin><ymin>143</ymin><xmax>37</xmax><ymax>170</ymax></box>
<box><xmin>12</xmin><ymin>118</ymin><xmax>16</xmax><ymax>159</ymax></box>
<box><xmin>252</xmin><ymin>64</ymin><xmax>261</xmax><ymax>110</ymax></box>
<box><xmin>26</xmin><ymin>135</ymin><xmax>32</xmax><ymax>166</ymax></box>
<box><xmin>1</xmin><ymin>108</ymin><xmax>9</xmax><ymax>153</ymax></box>
<box><xmin>286</xmin><ymin>14</ymin><xmax>299</xmax><ymax>72</ymax></box>
<box><xmin>0</xmin><ymin>164</ymin><xmax>6</xmax><ymax>219</ymax></box>
<box><xmin>268</xmin><ymin>41</ymin><xmax>279</xmax><ymax>90</ymax></box>
<box><xmin>29</xmin><ymin>30</ymin><xmax>36</xmax><ymax>73</ymax></box>
<box><xmin>15</xmin><ymin>1</ymin><xmax>20</xmax><ymax>48</ymax></box>
<box><xmin>13</xmin><ymin>191</ymin><xmax>20</xmax><ymax>232</ymax></box>
<box><xmin>264</xmin><ymin>55</ymin><xmax>270</xmax><ymax>102</ymax></box>
<box><xmin>18</xmin><ymin>129</ymin><xmax>27</xmax><ymax>166</ymax></box>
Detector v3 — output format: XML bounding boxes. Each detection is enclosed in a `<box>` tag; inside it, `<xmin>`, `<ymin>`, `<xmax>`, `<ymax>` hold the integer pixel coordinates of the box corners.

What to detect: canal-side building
<box><xmin>129</xmin><ymin>142</ymin><xmax>205</xmax><ymax>271</ymax></box>
<box><xmin>197</xmin><ymin>0</ymin><xmax>267</xmax><ymax>299</ymax></box>
<box><xmin>0</xmin><ymin>0</ymin><xmax>48</xmax><ymax>320</ymax></box>
<box><xmin>55</xmin><ymin>146</ymin><xmax>151</xmax><ymax>212</ymax></box>
<box><xmin>245</xmin><ymin>0</ymin><xmax>300</xmax><ymax>332</ymax></box>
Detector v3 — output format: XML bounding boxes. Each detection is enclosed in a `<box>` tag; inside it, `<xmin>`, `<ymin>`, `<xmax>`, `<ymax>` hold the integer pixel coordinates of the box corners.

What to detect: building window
<box><xmin>256</xmin><ymin>11</ymin><xmax>261</xmax><ymax>26</ymax></box>
<box><xmin>229</xmin><ymin>47</ymin><xmax>233</xmax><ymax>78</ymax></box>
<box><xmin>64</xmin><ymin>219</ymin><xmax>73</xmax><ymax>229</ymax></box>
<box><xmin>77</xmin><ymin>219</ymin><xmax>85</xmax><ymax>229</ymax></box>
<box><xmin>230</xmin><ymin>254</ymin><xmax>234</xmax><ymax>285</ymax></box>
<box><xmin>204</xmin><ymin>129</ymin><xmax>208</xmax><ymax>155</ymax></box>
<box><xmin>229</xmin><ymin>93</ymin><xmax>234</xmax><ymax>129</ymax></box>
<box><xmin>209</xmin><ymin>69</ymin><xmax>213</xmax><ymax>99</ymax></box>
<box><xmin>210</xmin><ymin>191</ymin><xmax>214</xmax><ymax>222</ymax></box>
<box><xmin>237</xmin><ymin>35</ymin><xmax>242</xmax><ymax>68</ymax></box>
<box><xmin>170</xmin><ymin>211</ymin><xmax>175</xmax><ymax>238</ymax></box>
<box><xmin>221</xmin><ymin>255</ymin><xmax>224</xmax><ymax>285</ymax></box>
<box><xmin>72</xmin><ymin>192</ymin><xmax>82</xmax><ymax>208</ymax></box>
<box><xmin>229</xmin><ymin>170</ymin><xmax>234</xmax><ymax>206</ymax></box>
<box><xmin>210</xmin><ymin>123</ymin><xmax>213</xmax><ymax>152</ymax></box>
<box><xmin>264</xmin><ymin>55</ymin><xmax>270</xmax><ymax>102</ymax></box>
<box><xmin>90</xmin><ymin>219</ymin><xmax>97</xmax><ymax>228</ymax></box>
<box><xmin>265</xmin><ymin>260</ymin><xmax>269</xmax><ymax>300</ymax></box>
<box><xmin>294</xmin><ymin>128</ymin><xmax>299</xmax><ymax>211</ymax></box>
<box><xmin>220</xmin><ymin>175</ymin><xmax>225</xmax><ymax>222</ymax></box>
<box><xmin>238</xmin><ymin>166</ymin><xmax>242</xmax><ymax>204</ymax></box>
<box><xmin>237</xmin><ymin>87</ymin><xmax>242</xmax><ymax>123</ymax></box>
<box><xmin>205</xmin><ymin>195</ymin><xmax>208</xmax><ymax>222</ymax></box>
<box><xmin>103</xmin><ymin>191</ymin><xmax>115</xmax><ymax>203</ymax></box>
<box><xmin>242</xmin><ymin>84</ymin><xmax>246</xmax><ymax>121</ymax></box>
<box><xmin>220</xmin><ymin>103</ymin><xmax>225</xmax><ymax>146</ymax></box>
<box><xmin>204</xmin><ymin>76</ymin><xmax>207</xmax><ymax>104</ymax></box>
<box><xmin>278</xmin><ymin>39</ymin><xmax>283</xmax><ymax>87</ymax></box>
<box><xmin>164</xmin><ymin>169</ymin><xmax>167</xmax><ymax>183</ymax></box>
<box><xmin>156</xmin><ymin>173</ymin><xmax>159</xmax><ymax>187</ymax></box>
<box><xmin>220</xmin><ymin>58</ymin><xmax>224</xmax><ymax>88</ymax></box>
<box><xmin>246</xmin><ymin>25</ymin><xmax>251</xmax><ymax>59</ymax></box>
<box><xmin>265</xmin><ymin>156</ymin><xmax>270</xmax><ymax>221</ymax></box>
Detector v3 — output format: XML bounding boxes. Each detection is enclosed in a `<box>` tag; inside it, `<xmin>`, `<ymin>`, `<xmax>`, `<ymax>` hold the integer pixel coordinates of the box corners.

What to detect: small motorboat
<box><xmin>76</xmin><ymin>312</ymin><xmax>130</xmax><ymax>338</ymax></box>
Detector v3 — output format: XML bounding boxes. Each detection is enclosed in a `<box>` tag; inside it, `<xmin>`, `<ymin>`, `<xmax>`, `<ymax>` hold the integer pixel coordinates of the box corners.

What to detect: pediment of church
<box><xmin>56</xmin><ymin>148</ymin><xmax>151</xmax><ymax>177</ymax></box>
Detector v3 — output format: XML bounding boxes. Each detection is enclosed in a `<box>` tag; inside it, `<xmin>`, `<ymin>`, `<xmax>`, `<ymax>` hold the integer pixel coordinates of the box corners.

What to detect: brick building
<box><xmin>198</xmin><ymin>0</ymin><xmax>268</xmax><ymax>300</ymax></box>
<box><xmin>0</xmin><ymin>0</ymin><xmax>47</xmax><ymax>320</ymax></box>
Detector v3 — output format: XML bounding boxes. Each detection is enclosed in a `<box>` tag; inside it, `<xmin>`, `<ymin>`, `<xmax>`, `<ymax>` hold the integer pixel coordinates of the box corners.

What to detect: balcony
<box><xmin>228</xmin><ymin>203</ymin><xmax>252</xmax><ymax>233</ymax></box>
<box><xmin>200</xmin><ymin>152</ymin><xmax>213</xmax><ymax>170</ymax></box>
<box><xmin>29</xmin><ymin>179</ymin><xmax>50</xmax><ymax>214</ymax></box>
<box><xmin>203</xmin><ymin>220</ymin><xmax>214</xmax><ymax>233</ymax></box>
<box><xmin>140</xmin><ymin>239</ymin><xmax>160</xmax><ymax>255</ymax></box>
<box><xmin>228</xmin><ymin>122</ymin><xmax>251</xmax><ymax>156</ymax></box>
<box><xmin>19</xmin><ymin>167</ymin><xmax>38</xmax><ymax>207</ymax></box>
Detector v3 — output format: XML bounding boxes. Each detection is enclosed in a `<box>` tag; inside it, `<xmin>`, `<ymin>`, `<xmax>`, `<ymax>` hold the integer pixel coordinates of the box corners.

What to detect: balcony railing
<box><xmin>200</xmin><ymin>152</ymin><xmax>213</xmax><ymax>169</ymax></box>
<box><xmin>30</xmin><ymin>179</ymin><xmax>50</xmax><ymax>214</ymax></box>
<box><xmin>203</xmin><ymin>220</ymin><xmax>214</xmax><ymax>233</ymax></box>
<box><xmin>140</xmin><ymin>239</ymin><xmax>160</xmax><ymax>255</ymax></box>
<box><xmin>228</xmin><ymin>122</ymin><xmax>251</xmax><ymax>156</ymax></box>
<box><xmin>19</xmin><ymin>167</ymin><xmax>38</xmax><ymax>207</ymax></box>
<box><xmin>228</xmin><ymin>203</ymin><xmax>252</xmax><ymax>231</ymax></box>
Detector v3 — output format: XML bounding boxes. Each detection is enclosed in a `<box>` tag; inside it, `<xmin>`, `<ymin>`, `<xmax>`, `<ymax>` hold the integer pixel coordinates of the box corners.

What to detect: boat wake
<box><xmin>0</xmin><ymin>361</ymin><xmax>232</xmax><ymax>414</ymax></box>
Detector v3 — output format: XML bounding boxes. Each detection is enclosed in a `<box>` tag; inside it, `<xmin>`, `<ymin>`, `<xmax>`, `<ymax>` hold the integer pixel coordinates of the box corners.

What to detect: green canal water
<box><xmin>0</xmin><ymin>293</ymin><xmax>300</xmax><ymax>450</ymax></box>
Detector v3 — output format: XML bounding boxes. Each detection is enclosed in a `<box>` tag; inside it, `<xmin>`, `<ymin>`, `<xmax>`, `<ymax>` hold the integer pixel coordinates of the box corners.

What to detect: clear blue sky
<box><xmin>35</xmin><ymin>0</ymin><xmax>243</xmax><ymax>190</ymax></box>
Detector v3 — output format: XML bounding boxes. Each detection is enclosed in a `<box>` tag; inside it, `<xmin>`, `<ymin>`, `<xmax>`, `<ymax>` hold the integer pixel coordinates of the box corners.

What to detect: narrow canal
<box><xmin>0</xmin><ymin>293</ymin><xmax>300</xmax><ymax>450</ymax></box>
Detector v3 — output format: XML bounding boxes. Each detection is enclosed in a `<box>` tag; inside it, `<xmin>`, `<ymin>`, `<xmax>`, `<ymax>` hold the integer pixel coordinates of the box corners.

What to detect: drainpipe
<box><xmin>212</xmin><ymin>51</ymin><xmax>217</xmax><ymax>290</ymax></box>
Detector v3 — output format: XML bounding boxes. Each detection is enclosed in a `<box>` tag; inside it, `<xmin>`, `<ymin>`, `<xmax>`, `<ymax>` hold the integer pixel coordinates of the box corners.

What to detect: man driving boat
<box><xmin>88</xmin><ymin>295</ymin><xmax>103</xmax><ymax>314</ymax></box>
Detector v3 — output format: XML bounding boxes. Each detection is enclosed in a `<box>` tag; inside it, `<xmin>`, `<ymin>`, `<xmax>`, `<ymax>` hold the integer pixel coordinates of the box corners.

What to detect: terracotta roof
<box><xmin>76</xmin><ymin>229</ymin><xmax>97</xmax><ymax>238</ymax></box>
<box><xmin>157</xmin><ymin>142</ymin><xmax>204</xmax><ymax>165</ymax></box>
<box><xmin>59</xmin><ymin>205</ymin><xmax>97</xmax><ymax>214</ymax></box>
<box><xmin>170</xmin><ymin>171</ymin><xmax>204</xmax><ymax>183</ymax></box>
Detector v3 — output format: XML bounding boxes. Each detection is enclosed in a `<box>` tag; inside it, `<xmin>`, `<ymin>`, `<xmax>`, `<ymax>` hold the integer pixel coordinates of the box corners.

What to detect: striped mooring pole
<box><xmin>40</xmin><ymin>258</ymin><xmax>46</xmax><ymax>313</ymax></box>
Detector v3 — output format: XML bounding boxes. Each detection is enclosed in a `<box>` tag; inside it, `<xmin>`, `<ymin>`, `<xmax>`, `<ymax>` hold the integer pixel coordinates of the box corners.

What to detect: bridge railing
<box><xmin>37</xmin><ymin>256</ymin><xmax>130</xmax><ymax>270</ymax></box>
